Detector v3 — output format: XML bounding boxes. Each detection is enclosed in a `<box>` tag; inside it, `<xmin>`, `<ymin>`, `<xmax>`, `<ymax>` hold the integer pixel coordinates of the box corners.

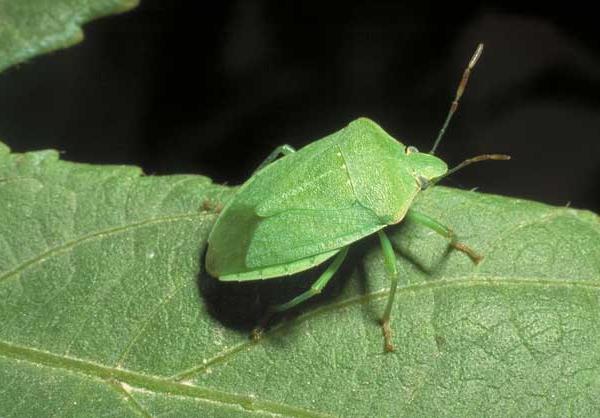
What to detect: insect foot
<box><xmin>250</xmin><ymin>326</ymin><xmax>264</xmax><ymax>342</ymax></box>
<box><xmin>201</xmin><ymin>199</ymin><xmax>224</xmax><ymax>214</ymax></box>
<box><xmin>451</xmin><ymin>241</ymin><xmax>483</xmax><ymax>264</ymax></box>
<box><xmin>249</xmin><ymin>310</ymin><xmax>276</xmax><ymax>342</ymax></box>
<box><xmin>381</xmin><ymin>319</ymin><xmax>395</xmax><ymax>353</ymax></box>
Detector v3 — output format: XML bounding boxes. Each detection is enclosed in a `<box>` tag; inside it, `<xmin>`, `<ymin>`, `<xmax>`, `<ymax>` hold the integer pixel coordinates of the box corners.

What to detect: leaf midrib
<box><xmin>0</xmin><ymin>340</ymin><xmax>333</xmax><ymax>418</ymax></box>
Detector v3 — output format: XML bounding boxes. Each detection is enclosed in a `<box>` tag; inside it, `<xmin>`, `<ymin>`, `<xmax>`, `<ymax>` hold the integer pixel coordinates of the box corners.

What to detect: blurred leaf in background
<box><xmin>0</xmin><ymin>0</ymin><xmax>138</xmax><ymax>71</ymax></box>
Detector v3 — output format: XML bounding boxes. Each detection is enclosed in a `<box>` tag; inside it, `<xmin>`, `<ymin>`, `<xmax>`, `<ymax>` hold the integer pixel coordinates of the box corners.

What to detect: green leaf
<box><xmin>0</xmin><ymin>0</ymin><xmax>138</xmax><ymax>72</ymax></box>
<box><xmin>1</xmin><ymin>141</ymin><xmax>599</xmax><ymax>417</ymax></box>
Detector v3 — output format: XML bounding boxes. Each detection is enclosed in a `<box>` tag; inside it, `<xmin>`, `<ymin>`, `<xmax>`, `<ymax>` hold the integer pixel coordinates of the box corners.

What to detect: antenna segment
<box><xmin>430</xmin><ymin>43</ymin><xmax>484</xmax><ymax>155</ymax></box>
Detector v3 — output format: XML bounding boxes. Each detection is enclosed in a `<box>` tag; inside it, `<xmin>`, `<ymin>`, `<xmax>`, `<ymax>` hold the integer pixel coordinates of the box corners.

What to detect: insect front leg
<box><xmin>405</xmin><ymin>209</ymin><xmax>483</xmax><ymax>263</ymax></box>
<box><xmin>377</xmin><ymin>230</ymin><xmax>398</xmax><ymax>353</ymax></box>
<box><xmin>254</xmin><ymin>144</ymin><xmax>296</xmax><ymax>173</ymax></box>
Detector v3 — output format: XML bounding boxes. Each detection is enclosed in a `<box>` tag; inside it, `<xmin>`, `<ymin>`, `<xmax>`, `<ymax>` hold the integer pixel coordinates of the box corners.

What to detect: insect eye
<box><xmin>405</xmin><ymin>146</ymin><xmax>419</xmax><ymax>155</ymax></box>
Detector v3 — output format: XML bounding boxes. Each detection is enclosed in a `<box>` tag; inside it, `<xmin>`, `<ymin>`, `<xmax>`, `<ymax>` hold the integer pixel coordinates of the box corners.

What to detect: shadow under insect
<box><xmin>198</xmin><ymin>246</ymin><xmax>358</xmax><ymax>334</ymax></box>
<box><xmin>197</xmin><ymin>221</ymin><xmax>450</xmax><ymax>338</ymax></box>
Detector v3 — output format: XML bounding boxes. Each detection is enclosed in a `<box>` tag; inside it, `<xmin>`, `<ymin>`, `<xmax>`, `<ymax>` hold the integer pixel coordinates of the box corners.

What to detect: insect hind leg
<box><xmin>250</xmin><ymin>247</ymin><xmax>349</xmax><ymax>341</ymax></box>
<box><xmin>251</xmin><ymin>247</ymin><xmax>348</xmax><ymax>342</ymax></box>
<box><xmin>271</xmin><ymin>246</ymin><xmax>348</xmax><ymax>312</ymax></box>
<box><xmin>378</xmin><ymin>230</ymin><xmax>399</xmax><ymax>353</ymax></box>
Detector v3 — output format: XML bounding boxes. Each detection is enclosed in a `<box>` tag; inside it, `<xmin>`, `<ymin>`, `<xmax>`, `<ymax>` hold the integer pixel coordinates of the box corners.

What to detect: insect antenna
<box><xmin>429</xmin><ymin>153</ymin><xmax>511</xmax><ymax>187</ymax></box>
<box><xmin>430</xmin><ymin>43</ymin><xmax>484</xmax><ymax>155</ymax></box>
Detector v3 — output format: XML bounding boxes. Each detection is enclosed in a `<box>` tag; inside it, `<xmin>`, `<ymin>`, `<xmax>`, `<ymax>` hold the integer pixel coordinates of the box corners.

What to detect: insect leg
<box><xmin>378</xmin><ymin>230</ymin><xmax>398</xmax><ymax>353</ymax></box>
<box><xmin>271</xmin><ymin>246</ymin><xmax>348</xmax><ymax>312</ymax></box>
<box><xmin>254</xmin><ymin>144</ymin><xmax>296</xmax><ymax>173</ymax></box>
<box><xmin>405</xmin><ymin>209</ymin><xmax>483</xmax><ymax>263</ymax></box>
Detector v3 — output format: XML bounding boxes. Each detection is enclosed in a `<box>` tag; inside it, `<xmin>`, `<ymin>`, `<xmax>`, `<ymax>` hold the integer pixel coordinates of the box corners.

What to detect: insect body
<box><xmin>205</xmin><ymin>44</ymin><xmax>508</xmax><ymax>351</ymax></box>
<box><xmin>207</xmin><ymin>118</ymin><xmax>446</xmax><ymax>279</ymax></box>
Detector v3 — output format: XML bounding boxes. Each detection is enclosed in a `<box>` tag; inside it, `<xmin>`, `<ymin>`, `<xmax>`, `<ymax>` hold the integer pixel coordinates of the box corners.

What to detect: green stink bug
<box><xmin>206</xmin><ymin>44</ymin><xmax>509</xmax><ymax>351</ymax></box>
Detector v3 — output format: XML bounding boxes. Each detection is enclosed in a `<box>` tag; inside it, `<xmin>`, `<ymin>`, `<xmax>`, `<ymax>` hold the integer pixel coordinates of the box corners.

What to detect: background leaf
<box><xmin>0</xmin><ymin>141</ymin><xmax>599</xmax><ymax>417</ymax></box>
<box><xmin>0</xmin><ymin>0</ymin><xmax>138</xmax><ymax>72</ymax></box>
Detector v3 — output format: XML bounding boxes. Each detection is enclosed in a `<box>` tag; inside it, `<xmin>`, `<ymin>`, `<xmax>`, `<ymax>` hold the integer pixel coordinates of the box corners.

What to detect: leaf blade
<box><xmin>1</xmin><ymin>142</ymin><xmax>599</xmax><ymax>417</ymax></box>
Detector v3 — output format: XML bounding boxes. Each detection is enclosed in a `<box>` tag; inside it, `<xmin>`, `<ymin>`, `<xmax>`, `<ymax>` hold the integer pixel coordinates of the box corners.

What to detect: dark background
<box><xmin>1</xmin><ymin>1</ymin><xmax>598</xmax><ymax>211</ymax></box>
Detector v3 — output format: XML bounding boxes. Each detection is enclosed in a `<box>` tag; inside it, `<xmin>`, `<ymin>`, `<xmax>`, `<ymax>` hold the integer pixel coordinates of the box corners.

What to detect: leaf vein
<box><xmin>172</xmin><ymin>275</ymin><xmax>600</xmax><ymax>381</ymax></box>
<box><xmin>115</xmin><ymin>281</ymin><xmax>189</xmax><ymax>368</ymax></box>
<box><xmin>108</xmin><ymin>380</ymin><xmax>154</xmax><ymax>418</ymax></box>
<box><xmin>0</xmin><ymin>212</ymin><xmax>210</xmax><ymax>286</ymax></box>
